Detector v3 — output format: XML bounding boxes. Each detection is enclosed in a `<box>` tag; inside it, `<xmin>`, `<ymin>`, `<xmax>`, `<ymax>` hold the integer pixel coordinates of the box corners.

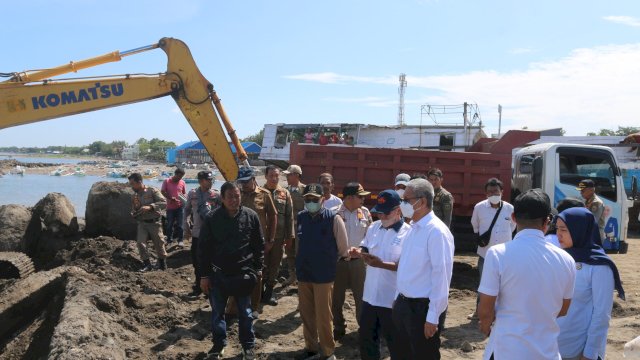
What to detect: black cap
<box><xmin>343</xmin><ymin>182</ymin><xmax>371</xmax><ymax>197</ymax></box>
<box><xmin>514</xmin><ymin>189</ymin><xmax>552</xmax><ymax>220</ymax></box>
<box><xmin>197</xmin><ymin>171</ymin><xmax>214</xmax><ymax>180</ymax></box>
<box><xmin>303</xmin><ymin>183</ymin><xmax>324</xmax><ymax>198</ymax></box>
<box><xmin>576</xmin><ymin>179</ymin><xmax>596</xmax><ymax>190</ymax></box>
<box><xmin>236</xmin><ymin>166</ymin><xmax>255</xmax><ymax>181</ymax></box>
<box><xmin>371</xmin><ymin>190</ymin><xmax>401</xmax><ymax>214</ymax></box>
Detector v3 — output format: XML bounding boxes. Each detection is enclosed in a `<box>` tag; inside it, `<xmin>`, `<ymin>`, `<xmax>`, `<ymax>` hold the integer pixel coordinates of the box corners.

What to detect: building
<box><xmin>121</xmin><ymin>144</ymin><xmax>140</xmax><ymax>160</ymax></box>
<box><xmin>166</xmin><ymin>141</ymin><xmax>262</xmax><ymax>165</ymax></box>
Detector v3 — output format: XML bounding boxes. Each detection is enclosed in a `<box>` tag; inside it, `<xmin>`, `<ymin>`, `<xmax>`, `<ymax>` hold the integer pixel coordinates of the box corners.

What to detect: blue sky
<box><xmin>2</xmin><ymin>0</ymin><xmax>640</xmax><ymax>147</ymax></box>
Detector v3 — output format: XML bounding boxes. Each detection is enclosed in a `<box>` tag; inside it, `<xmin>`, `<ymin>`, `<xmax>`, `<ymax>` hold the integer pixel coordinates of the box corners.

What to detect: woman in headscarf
<box><xmin>555</xmin><ymin>207</ymin><xmax>625</xmax><ymax>360</ymax></box>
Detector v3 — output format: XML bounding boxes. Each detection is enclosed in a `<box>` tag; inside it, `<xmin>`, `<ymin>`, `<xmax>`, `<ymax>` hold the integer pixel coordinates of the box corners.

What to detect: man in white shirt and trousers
<box><xmin>392</xmin><ymin>179</ymin><xmax>455</xmax><ymax>359</ymax></box>
<box><xmin>350</xmin><ymin>190</ymin><xmax>411</xmax><ymax>360</ymax></box>
<box><xmin>478</xmin><ymin>189</ymin><xmax>576</xmax><ymax>360</ymax></box>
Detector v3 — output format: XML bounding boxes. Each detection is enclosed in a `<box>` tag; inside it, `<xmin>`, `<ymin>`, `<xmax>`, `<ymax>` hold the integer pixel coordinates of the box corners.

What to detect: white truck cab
<box><xmin>512</xmin><ymin>143</ymin><xmax>634</xmax><ymax>253</ymax></box>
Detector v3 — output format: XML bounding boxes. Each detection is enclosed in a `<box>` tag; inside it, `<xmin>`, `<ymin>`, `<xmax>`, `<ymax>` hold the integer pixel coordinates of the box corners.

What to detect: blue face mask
<box><xmin>305</xmin><ymin>201</ymin><xmax>321</xmax><ymax>213</ymax></box>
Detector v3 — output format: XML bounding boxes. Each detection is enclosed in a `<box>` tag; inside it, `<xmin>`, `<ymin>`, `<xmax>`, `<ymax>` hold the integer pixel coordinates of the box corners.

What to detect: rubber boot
<box><xmin>261</xmin><ymin>284</ymin><xmax>278</xmax><ymax>306</ymax></box>
<box><xmin>139</xmin><ymin>259</ymin><xmax>153</xmax><ymax>272</ymax></box>
<box><xmin>157</xmin><ymin>258</ymin><xmax>167</xmax><ymax>271</ymax></box>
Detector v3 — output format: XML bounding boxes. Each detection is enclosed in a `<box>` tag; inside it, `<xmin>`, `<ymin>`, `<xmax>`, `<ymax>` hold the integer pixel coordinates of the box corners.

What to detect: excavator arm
<box><xmin>0</xmin><ymin>37</ymin><xmax>247</xmax><ymax>180</ymax></box>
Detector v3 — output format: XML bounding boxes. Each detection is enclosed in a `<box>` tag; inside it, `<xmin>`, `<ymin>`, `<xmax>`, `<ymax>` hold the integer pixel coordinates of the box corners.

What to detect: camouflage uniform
<box><xmin>263</xmin><ymin>183</ymin><xmax>294</xmax><ymax>288</ymax></box>
<box><xmin>585</xmin><ymin>193</ymin><xmax>605</xmax><ymax>242</ymax></box>
<box><xmin>131</xmin><ymin>186</ymin><xmax>167</xmax><ymax>261</ymax></box>
<box><xmin>286</xmin><ymin>182</ymin><xmax>306</xmax><ymax>276</ymax></box>
<box><xmin>433</xmin><ymin>187</ymin><xmax>454</xmax><ymax>228</ymax></box>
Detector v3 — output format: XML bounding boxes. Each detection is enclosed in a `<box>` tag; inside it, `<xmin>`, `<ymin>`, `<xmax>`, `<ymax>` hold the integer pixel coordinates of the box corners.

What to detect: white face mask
<box><xmin>488</xmin><ymin>195</ymin><xmax>501</xmax><ymax>205</ymax></box>
<box><xmin>305</xmin><ymin>201</ymin><xmax>321</xmax><ymax>213</ymax></box>
<box><xmin>400</xmin><ymin>199</ymin><xmax>421</xmax><ymax>218</ymax></box>
<box><xmin>395</xmin><ymin>189</ymin><xmax>405</xmax><ymax>198</ymax></box>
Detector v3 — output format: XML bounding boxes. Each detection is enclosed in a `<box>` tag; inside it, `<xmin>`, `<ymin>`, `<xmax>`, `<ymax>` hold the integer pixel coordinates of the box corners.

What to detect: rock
<box><xmin>0</xmin><ymin>204</ymin><xmax>32</xmax><ymax>251</ymax></box>
<box><xmin>461</xmin><ymin>341</ymin><xmax>474</xmax><ymax>352</ymax></box>
<box><xmin>625</xmin><ymin>335</ymin><xmax>640</xmax><ymax>359</ymax></box>
<box><xmin>31</xmin><ymin>193</ymin><xmax>79</xmax><ymax>238</ymax></box>
<box><xmin>85</xmin><ymin>182</ymin><xmax>137</xmax><ymax>240</ymax></box>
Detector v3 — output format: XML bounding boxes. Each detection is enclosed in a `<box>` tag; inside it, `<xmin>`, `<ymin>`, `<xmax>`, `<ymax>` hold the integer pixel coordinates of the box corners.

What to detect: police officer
<box><xmin>283</xmin><ymin>164</ymin><xmax>305</xmax><ymax>286</ymax></box>
<box><xmin>128</xmin><ymin>172</ymin><xmax>168</xmax><ymax>272</ymax></box>
<box><xmin>427</xmin><ymin>168</ymin><xmax>454</xmax><ymax>228</ymax></box>
<box><xmin>262</xmin><ymin>165</ymin><xmax>294</xmax><ymax>305</ymax></box>
<box><xmin>577</xmin><ymin>179</ymin><xmax>605</xmax><ymax>244</ymax></box>
<box><xmin>236</xmin><ymin>166</ymin><xmax>277</xmax><ymax>315</ymax></box>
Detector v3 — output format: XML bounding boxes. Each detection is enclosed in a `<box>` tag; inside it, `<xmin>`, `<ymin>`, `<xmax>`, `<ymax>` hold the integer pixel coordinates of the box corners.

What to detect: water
<box><xmin>0</xmin><ymin>174</ymin><xmax>220</xmax><ymax>216</ymax></box>
<box><xmin>0</xmin><ymin>154</ymin><xmax>82</xmax><ymax>165</ymax></box>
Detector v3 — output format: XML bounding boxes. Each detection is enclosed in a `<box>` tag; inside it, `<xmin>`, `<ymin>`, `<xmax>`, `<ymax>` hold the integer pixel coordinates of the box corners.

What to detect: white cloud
<box><xmin>604</xmin><ymin>16</ymin><xmax>640</xmax><ymax>27</ymax></box>
<box><xmin>285</xmin><ymin>44</ymin><xmax>640</xmax><ymax>136</ymax></box>
<box><xmin>509</xmin><ymin>47</ymin><xmax>533</xmax><ymax>54</ymax></box>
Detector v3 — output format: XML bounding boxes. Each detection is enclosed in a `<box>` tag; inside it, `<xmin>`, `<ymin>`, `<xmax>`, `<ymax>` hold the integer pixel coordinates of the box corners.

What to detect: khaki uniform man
<box><xmin>128</xmin><ymin>172</ymin><xmax>168</xmax><ymax>272</ymax></box>
<box><xmin>235</xmin><ymin>166</ymin><xmax>277</xmax><ymax>315</ymax></box>
<box><xmin>283</xmin><ymin>165</ymin><xmax>305</xmax><ymax>285</ymax></box>
<box><xmin>427</xmin><ymin>168</ymin><xmax>454</xmax><ymax>228</ymax></box>
<box><xmin>577</xmin><ymin>179</ymin><xmax>605</xmax><ymax>243</ymax></box>
<box><xmin>262</xmin><ymin>165</ymin><xmax>294</xmax><ymax>305</ymax></box>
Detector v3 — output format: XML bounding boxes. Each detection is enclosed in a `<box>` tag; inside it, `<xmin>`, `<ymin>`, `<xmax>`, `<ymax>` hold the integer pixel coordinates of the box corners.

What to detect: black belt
<box><xmin>398</xmin><ymin>293</ymin><xmax>429</xmax><ymax>303</ymax></box>
<box><xmin>142</xmin><ymin>218</ymin><xmax>160</xmax><ymax>223</ymax></box>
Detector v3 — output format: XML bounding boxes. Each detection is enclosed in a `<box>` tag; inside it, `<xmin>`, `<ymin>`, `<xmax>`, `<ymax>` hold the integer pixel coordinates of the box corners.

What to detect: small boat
<box><xmin>106</xmin><ymin>170</ymin><xmax>127</xmax><ymax>178</ymax></box>
<box><xmin>183</xmin><ymin>178</ymin><xmax>199</xmax><ymax>184</ymax></box>
<box><xmin>73</xmin><ymin>167</ymin><xmax>86</xmax><ymax>176</ymax></box>
<box><xmin>50</xmin><ymin>168</ymin><xmax>69</xmax><ymax>176</ymax></box>
<box><xmin>11</xmin><ymin>165</ymin><xmax>25</xmax><ymax>175</ymax></box>
<box><xmin>142</xmin><ymin>169</ymin><xmax>158</xmax><ymax>179</ymax></box>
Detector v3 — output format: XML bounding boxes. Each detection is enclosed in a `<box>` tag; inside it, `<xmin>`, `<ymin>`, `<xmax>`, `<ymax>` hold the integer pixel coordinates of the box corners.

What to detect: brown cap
<box><xmin>343</xmin><ymin>182</ymin><xmax>371</xmax><ymax>197</ymax></box>
<box><xmin>283</xmin><ymin>165</ymin><xmax>302</xmax><ymax>175</ymax></box>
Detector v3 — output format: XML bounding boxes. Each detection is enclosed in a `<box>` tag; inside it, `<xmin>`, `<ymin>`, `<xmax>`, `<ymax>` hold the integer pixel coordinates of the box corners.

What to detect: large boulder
<box><xmin>0</xmin><ymin>204</ymin><xmax>32</xmax><ymax>251</ymax></box>
<box><xmin>31</xmin><ymin>193</ymin><xmax>79</xmax><ymax>238</ymax></box>
<box><xmin>85</xmin><ymin>182</ymin><xmax>137</xmax><ymax>240</ymax></box>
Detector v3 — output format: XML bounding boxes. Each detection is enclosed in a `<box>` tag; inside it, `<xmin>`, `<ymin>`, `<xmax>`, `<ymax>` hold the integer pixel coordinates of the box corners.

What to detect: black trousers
<box><xmin>392</xmin><ymin>295</ymin><xmax>441</xmax><ymax>360</ymax></box>
<box><xmin>191</xmin><ymin>237</ymin><xmax>201</xmax><ymax>289</ymax></box>
<box><xmin>359</xmin><ymin>301</ymin><xmax>409</xmax><ymax>360</ymax></box>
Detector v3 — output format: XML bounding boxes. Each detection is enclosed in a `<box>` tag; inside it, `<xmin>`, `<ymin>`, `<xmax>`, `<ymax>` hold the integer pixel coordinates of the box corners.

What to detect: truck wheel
<box><xmin>619</xmin><ymin>241</ymin><xmax>629</xmax><ymax>254</ymax></box>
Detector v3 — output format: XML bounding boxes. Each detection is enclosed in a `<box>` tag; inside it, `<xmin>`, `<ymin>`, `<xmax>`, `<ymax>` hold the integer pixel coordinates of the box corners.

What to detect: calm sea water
<box><xmin>0</xmin><ymin>174</ymin><xmax>220</xmax><ymax>216</ymax></box>
<box><xmin>0</xmin><ymin>154</ymin><xmax>82</xmax><ymax>165</ymax></box>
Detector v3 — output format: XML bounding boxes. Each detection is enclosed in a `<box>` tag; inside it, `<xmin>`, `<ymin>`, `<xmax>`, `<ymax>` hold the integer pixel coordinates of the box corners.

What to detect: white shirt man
<box><xmin>478</xmin><ymin>189</ymin><xmax>576</xmax><ymax>360</ymax></box>
<box><xmin>471</xmin><ymin>199</ymin><xmax>516</xmax><ymax>258</ymax></box>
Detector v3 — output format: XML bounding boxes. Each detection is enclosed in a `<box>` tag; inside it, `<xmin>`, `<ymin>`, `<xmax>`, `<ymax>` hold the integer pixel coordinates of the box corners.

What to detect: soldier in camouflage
<box><xmin>283</xmin><ymin>164</ymin><xmax>305</xmax><ymax>286</ymax></box>
<box><xmin>577</xmin><ymin>179</ymin><xmax>605</xmax><ymax>244</ymax></box>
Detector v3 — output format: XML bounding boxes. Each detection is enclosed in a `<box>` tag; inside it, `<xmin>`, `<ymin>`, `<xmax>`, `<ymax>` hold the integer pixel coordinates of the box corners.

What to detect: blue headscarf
<box><xmin>557</xmin><ymin>207</ymin><xmax>625</xmax><ymax>300</ymax></box>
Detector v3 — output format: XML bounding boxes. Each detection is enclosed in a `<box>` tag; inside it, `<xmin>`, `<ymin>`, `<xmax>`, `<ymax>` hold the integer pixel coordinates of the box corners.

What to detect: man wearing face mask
<box><xmin>469</xmin><ymin>177</ymin><xmax>516</xmax><ymax>319</ymax></box>
<box><xmin>393</xmin><ymin>178</ymin><xmax>454</xmax><ymax>359</ymax></box>
<box><xmin>349</xmin><ymin>190</ymin><xmax>411</xmax><ymax>360</ymax></box>
<box><xmin>296</xmin><ymin>183</ymin><xmax>349</xmax><ymax>360</ymax></box>
<box><xmin>394</xmin><ymin>173</ymin><xmax>410</xmax><ymax>199</ymax></box>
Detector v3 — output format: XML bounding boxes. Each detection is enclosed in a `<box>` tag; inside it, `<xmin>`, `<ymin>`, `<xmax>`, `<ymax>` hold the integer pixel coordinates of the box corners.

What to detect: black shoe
<box><xmin>333</xmin><ymin>329</ymin><xmax>345</xmax><ymax>341</ymax></box>
<box><xmin>294</xmin><ymin>350</ymin><xmax>318</xmax><ymax>360</ymax></box>
<box><xmin>188</xmin><ymin>287</ymin><xmax>202</xmax><ymax>297</ymax></box>
<box><xmin>261</xmin><ymin>285</ymin><xmax>278</xmax><ymax>306</ymax></box>
<box><xmin>242</xmin><ymin>347</ymin><xmax>256</xmax><ymax>360</ymax></box>
<box><xmin>139</xmin><ymin>259</ymin><xmax>154</xmax><ymax>272</ymax></box>
<box><xmin>157</xmin><ymin>258</ymin><xmax>167</xmax><ymax>270</ymax></box>
<box><xmin>207</xmin><ymin>344</ymin><xmax>225</xmax><ymax>359</ymax></box>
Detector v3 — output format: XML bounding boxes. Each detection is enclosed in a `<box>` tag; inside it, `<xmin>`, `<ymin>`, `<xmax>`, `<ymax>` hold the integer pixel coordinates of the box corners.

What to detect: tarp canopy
<box><xmin>173</xmin><ymin>141</ymin><xmax>261</xmax><ymax>154</ymax></box>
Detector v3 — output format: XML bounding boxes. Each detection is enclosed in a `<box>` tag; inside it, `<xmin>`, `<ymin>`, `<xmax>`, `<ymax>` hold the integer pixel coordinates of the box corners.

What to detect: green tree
<box><xmin>587</xmin><ymin>126</ymin><xmax>640</xmax><ymax>136</ymax></box>
<box><xmin>241</xmin><ymin>129</ymin><xmax>264</xmax><ymax>145</ymax></box>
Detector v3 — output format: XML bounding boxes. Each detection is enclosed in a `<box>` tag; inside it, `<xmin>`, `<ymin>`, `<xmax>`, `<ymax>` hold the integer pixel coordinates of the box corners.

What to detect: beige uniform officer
<box><xmin>283</xmin><ymin>164</ymin><xmax>305</xmax><ymax>286</ymax></box>
<box><xmin>577</xmin><ymin>179</ymin><xmax>605</xmax><ymax>242</ymax></box>
<box><xmin>262</xmin><ymin>165</ymin><xmax>294</xmax><ymax>305</ymax></box>
<box><xmin>128</xmin><ymin>172</ymin><xmax>168</xmax><ymax>272</ymax></box>
<box><xmin>428</xmin><ymin>168</ymin><xmax>454</xmax><ymax>228</ymax></box>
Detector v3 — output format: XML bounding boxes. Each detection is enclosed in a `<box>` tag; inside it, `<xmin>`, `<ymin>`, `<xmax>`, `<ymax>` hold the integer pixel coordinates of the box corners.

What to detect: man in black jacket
<box><xmin>198</xmin><ymin>181</ymin><xmax>264</xmax><ymax>360</ymax></box>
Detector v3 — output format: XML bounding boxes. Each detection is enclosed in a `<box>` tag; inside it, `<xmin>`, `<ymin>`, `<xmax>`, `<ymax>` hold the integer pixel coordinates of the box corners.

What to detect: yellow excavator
<box><xmin>0</xmin><ymin>37</ymin><xmax>247</xmax><ymax>180</ymax></box>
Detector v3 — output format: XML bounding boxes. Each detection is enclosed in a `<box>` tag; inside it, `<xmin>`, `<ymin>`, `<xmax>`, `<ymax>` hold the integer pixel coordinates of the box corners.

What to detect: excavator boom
<box><xmin>0</xmin><ymin>37</ymin><xmax>247</xmax><ymax>180</ymax></box>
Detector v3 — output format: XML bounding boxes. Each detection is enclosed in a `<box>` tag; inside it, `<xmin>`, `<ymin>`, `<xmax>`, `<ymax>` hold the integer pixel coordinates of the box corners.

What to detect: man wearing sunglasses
<box><xmin>393</xmin><ymin>178</ymin><xmax>454</xmax><ymax>359</ymax></box>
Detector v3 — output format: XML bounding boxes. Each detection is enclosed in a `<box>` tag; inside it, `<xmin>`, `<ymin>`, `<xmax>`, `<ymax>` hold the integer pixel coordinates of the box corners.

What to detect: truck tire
<box><xmin>618</xmin><ymin>241</ymin><xmax>629</xmax><ymax>254</ymax></box>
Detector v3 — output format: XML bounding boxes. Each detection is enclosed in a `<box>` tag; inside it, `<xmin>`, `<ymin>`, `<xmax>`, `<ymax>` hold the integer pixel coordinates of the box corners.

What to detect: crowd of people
<box><xmin>124</xmin><ymin>164</ymin><xmax>624</xmax><ymax>360</ymax></box>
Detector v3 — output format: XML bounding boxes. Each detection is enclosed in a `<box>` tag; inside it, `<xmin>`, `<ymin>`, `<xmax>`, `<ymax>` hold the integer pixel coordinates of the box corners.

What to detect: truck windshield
<box><xmin>557</xmin><ymin>148</ymin><xmax>617</xmax><ymax>201</ymax></box>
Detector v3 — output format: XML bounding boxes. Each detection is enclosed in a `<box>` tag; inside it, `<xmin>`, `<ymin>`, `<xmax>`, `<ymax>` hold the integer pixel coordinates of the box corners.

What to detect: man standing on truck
<box><xmin>283</xmin><ymin>164</ymin><xmax>306</xmax><ymax>286</ymax></box>
<box><xmin>161</xmin><ymin>167</ymin><xmax>186</xmax><ymax>247</ymax></box>
<box><xmin>577</xmin><ymin>179</ymin><xmax>605</xmax><ymax>244</ymax></box>
<box><xmin>128</xmin><ymin>172</ymin><xmax>168</xmax><ymax>272</ymax></box>
<box><xmin>427</xmin><ymin>168</ymin><xmax>454</xmax><ymax>228</ymax></box>
<box><xmin>319</xmin><ymin>173</ymin><xmax>343</xmax><ymax>209</ymax></box>
<box><xmin>469</xmin><ymin>177</ymin><xmax>516</xmax><ymax>319</ymax></box>
<box><xmin>332</xmin><ymin>182</ymin><xmax>373</xmax><ymax>341</ymax></box>
<box><xmin>262</xmin><ymin>165</ymin><xmax>294</xmax><ymax>305</ymax></box>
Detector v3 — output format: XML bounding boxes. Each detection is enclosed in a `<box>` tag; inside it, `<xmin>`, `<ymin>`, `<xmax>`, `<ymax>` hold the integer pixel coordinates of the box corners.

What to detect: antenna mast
<box><xmin>398</xmin><ymin>73</ymin><xmax>407</xmax><ymax>126</ymax></box>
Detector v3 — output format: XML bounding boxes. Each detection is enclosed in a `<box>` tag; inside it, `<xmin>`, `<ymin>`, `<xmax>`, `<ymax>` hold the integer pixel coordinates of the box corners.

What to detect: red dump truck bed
<box><xmin>289</xmin><ymin>130</ymin><xmax>541</xmax><ymax>250</ymax></box>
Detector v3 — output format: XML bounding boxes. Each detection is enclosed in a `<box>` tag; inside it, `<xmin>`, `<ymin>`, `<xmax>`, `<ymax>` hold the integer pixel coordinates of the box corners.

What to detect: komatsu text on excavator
<box><xmin>0</xmin><ymin>37</ymin><xmax>246</xmax><ymax>180</ymax></box>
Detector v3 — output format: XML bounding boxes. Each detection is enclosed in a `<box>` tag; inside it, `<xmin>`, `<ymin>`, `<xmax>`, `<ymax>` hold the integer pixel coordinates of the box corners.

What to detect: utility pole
<box><xmin>498</xmin><ymin>104</ymin><xmax>502</xmax><ymax>137</ymax></box>
<box><xmin>463</xmin><ymin>102</ymin><xmax>469</xmax><ymax>149</ymax></box>
<box><xmin>398</xmin><ymin>73</ymin><xmax>407</xmax><ymax>127</ymax></box>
